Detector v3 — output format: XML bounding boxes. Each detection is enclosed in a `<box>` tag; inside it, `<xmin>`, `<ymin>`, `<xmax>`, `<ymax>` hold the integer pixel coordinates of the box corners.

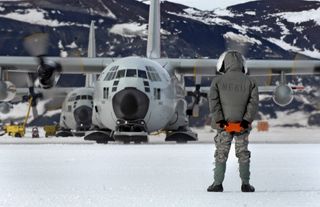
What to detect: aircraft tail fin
<box><xmin>86</xmin><ymin>21</ymin><xmax>97</xmax><ymax>87</ymax></box>
<box><xmin>88</xmin><ymin>21</ymin><xmax>96</xmax><ymax>58</ymax></box>
<box><xmin>146</xmin><ymin>0</ymin><xmax>161</xmax><ymax>59</ymax></box>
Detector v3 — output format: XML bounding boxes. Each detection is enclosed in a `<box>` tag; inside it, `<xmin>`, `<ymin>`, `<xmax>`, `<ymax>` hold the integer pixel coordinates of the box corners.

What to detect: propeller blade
<box><xmin>195</xmin><ymin>75</ymin><xmax>202</xmax><ymax>86</ymax></box>
<box><xmin>200</xmin><ymin>92</ymin><xmax>208</xmax><ymax>99</ymax></box>
<box><xmin>187</xmin><ymin>91</ymin><xmax>194</xmax><ymax>97</ymax></box>
<box><xmin>27</xmin><ymin>73</ymin><xmax>40</xmax><ymax>119</ymax></box>
<box><xmin>32</xmin><ymin>106</ymin><xmax>39</xmax><ymax>119</ymax></box>
<box><xmin>23</xmin><ymin>33</ymin><xmax>49</xmax><ymax>57</ymax></box>
<box><xmin>192</xmin><ymin>104</ymin><xmax>200</xmax><ymax>117</ymax></box>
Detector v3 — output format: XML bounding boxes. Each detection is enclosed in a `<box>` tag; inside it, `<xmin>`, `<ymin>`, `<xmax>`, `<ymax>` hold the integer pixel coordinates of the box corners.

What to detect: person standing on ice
<box><xmin>207</xmin><ymin>50</ymin><xmax>259</xmax><ymax>192</ymax></box>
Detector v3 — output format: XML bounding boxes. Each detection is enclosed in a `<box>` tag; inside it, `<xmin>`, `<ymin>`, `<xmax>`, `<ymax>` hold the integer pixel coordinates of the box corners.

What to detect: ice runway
<box><xmin>0</xmin><ymin>142</ymin><xmax>320</xmax><ymax>206</ymax></box>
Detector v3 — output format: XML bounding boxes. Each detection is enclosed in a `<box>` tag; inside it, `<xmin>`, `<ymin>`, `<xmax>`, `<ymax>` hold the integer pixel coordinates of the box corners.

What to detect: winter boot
<box><xmin>241</xmin><ymin>184</ymin><xmax>255</xmax><ymax>192</ymax></box>
<box><xmin>207</xmin><ymin>183</ymin><xmax>223</xmax><ymax>192</ymax></box>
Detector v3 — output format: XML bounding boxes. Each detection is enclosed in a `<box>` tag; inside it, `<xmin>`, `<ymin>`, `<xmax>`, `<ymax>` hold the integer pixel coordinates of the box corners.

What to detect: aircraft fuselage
<box><xmin>93</xmin><ymin>56</ymin><xmax>178</xmax><ymax>133</ymax></box>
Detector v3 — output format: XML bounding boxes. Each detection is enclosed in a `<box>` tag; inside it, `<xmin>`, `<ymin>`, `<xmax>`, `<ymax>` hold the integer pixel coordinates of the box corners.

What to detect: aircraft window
<box><xmin>68</xmin><ymin>96</ymin><xmax>76</xmax><ymax>102</ymax></box>
<box><xmin>103</xmin><ymin>87</ymin><xmax>109</xmax><ymax>99</ymax></box>
<box><xmin>81</xmin><ymin>95</ymin><xmax>87</xmax><ymax>100</ymax></box>
<box><xmin>126</xmin><ymin>69</ymin><xmax>137</xmax><ymax>77</ymax></box>
<box><xmin>113</xmin><ymin>80</ymin><xmax>119</xmax><ymax>86</ymax></box>
<box><xmin>88</xmin><ymin>96</ymin><xmax>93</xmax><ymax>100</ymax></box>
<box><xmin>110</xmin><ymin>66</ymin><xmax>119</xmax><ymax>72</ymax></box>
<box><xmin>103</xmin><ymin>66</ymin><xmax>119</xmax><ymax>81</ymax></box>
<box><xmin>146</xmin><ymin>66</ymin><xmax>161</xmax><ymax>82</ymax></box>
<box><xmin>149</xmin><ymin>72</ymin><xmax>156</xmax><ymax>81</ymax></box>
<box><xmin>146</xmin><ymin>71</ymin><xmax>151</xmax><ymax>80</ymax></box>
<box><xmin>146</xmin><ymin>66</ymin><xmax>153</xmax><ymax>72</ymax></box>
<box><xmin>76</xmin><ymin>96</ymin><xmax>81</xmax><ymax>100</ymax></box>
<box><xmin>145</xmin><ymin>87</ymin><xmax>150</xmax><ymax>93</ymax></box>
<box><xmin>154</xmin><ymin>88</ymin><xmax>161</xmax><ymax>100</ymax></box>
<box><xmin>154</xmin><ymin>73</ymin><xmax>161</xmax><ymax>81</ymax></box>
<box><xmin>112</xmin><ymin>87</ymin><xmax>117</xmax><ymax>92</ymax></box>
<box><xmin>138</xmin><ymin>70</ymin><xmax>148</xmax><ymax>79</ymax></box>
<box><xmin>143</xmin><ymin>81</ymin><xmax>149</xmax><ymax>86</ymax></box>
<box><xmin>116</xmin><ymin>70</ymin><xmax>126</xmax><ymax>79</ymax></box>
<box><xmin>104</xmin><ymin>73</ymin><xmax>111</xmax><ymax>81</ymax></box>
<box><xmin>111</xmin><ymin>71</ymin><xmax>118</xmax><ymax>80</ymax></box>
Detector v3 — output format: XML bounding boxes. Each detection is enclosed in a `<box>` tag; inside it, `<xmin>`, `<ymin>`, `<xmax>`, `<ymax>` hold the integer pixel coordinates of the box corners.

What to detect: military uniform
<box><xmin>208</xmin><ymin>51</ymin><xmax>259</xmax><ymax>192</ymax></box>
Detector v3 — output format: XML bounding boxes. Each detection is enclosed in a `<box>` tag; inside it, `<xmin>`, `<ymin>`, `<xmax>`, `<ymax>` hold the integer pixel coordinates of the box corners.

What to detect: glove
<box><xmin>240</xmin><ymin>120</ymin><xmax>250</xmax><ymax>129</ymax></box>
<box><xmin>217</xmin><ymin>120</ymin><xmax>228</xmax><ymax>129</ymax></box>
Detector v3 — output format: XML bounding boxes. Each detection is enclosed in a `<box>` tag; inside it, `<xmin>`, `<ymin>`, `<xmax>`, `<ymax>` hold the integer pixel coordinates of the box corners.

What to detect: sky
<box><xmin>168</xmin><ymin>0</ymin><xmax>255</xmax><ymax>10</ymax></box>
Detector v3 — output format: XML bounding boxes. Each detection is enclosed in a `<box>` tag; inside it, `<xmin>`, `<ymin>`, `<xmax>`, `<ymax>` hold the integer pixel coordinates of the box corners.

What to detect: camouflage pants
<box><xmin>213</xmin><ymin>130</ymin><xmax>251</xmax><ymax>185</ymax></box>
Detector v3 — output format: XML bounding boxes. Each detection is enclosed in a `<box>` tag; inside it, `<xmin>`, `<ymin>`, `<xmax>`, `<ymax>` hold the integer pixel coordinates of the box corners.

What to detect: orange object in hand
<box><xmin>224</xmin><ymin>122</ymin><xmax>244</xmax><ymax>133</ymax></box>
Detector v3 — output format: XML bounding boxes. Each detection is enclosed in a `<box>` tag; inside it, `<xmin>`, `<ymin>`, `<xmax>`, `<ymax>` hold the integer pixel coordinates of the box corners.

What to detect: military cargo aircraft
<box><xmin>0</xmin><ymin>0</ymin><xmax>319</xmax><ymax>143</ymax></box>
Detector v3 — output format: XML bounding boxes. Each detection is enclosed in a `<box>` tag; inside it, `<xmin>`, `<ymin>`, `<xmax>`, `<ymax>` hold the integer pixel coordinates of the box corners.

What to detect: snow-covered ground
<box><xmin>0</xmin><ymin>128</ymin><xmax>320</xmax><ymax>207</ymax></box>
<box><xmin>0</xmin><ymin>126</ymin><xmax>319</xmax><ymax>144</ymax></box>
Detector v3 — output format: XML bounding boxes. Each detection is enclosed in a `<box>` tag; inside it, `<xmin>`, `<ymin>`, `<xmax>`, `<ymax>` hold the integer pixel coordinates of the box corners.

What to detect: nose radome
<box><xmin>112</xmin><ymin>88</ymin><xmax>149</xmax><ymax>120</ymax></box>
<box><xmin>74</xmin><ymin>106</ymin><xmax>92</xmax><ymax>130</ymax></box>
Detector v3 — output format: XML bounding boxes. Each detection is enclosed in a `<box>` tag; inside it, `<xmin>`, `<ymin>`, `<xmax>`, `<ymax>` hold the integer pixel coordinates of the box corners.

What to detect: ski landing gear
<box><xmin>84</xmin><ymin>130</ymin><xmax>115</xmax><ymax>144</ymax></box>
<box><xmin>113</xmin><ymin>131</ymin><xmax>148</xmax><ymax>144</ymax></box>
<box><xmin>165</xmin><ymin>129</ymin><xmax>198</xmax><ymax>143</ymax></box>
<box><xmin>56</xmin><ymin>129</ymin><xmax>73</xmax><ymax>137</ymax></box>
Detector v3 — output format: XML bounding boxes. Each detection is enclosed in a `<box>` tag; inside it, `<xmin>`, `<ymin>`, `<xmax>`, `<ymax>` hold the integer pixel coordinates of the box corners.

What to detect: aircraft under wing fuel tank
<box><xmin>0</xmin><ymin>0</ymin><xmax>319</xmax><ymax>143</ymax></box>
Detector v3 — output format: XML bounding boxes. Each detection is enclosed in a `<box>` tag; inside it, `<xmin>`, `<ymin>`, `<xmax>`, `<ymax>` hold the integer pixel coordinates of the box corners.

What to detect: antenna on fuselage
<box><xmin>146</xmin><ymin>0</ymin><xmax>161</xmax><ymax>59</ymax></box>
<box><xmin>86</xmin><ymin>21</ymin><xmax>97</xmax><ymax>88</ymax></box>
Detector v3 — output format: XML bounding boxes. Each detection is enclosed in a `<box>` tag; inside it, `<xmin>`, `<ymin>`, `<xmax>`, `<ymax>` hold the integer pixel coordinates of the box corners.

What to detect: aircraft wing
<box><xmin>0</xmin><ymin>56</ymin><xmax>116</xmax><ymax>74</ymax></box>
<box><xmin>15</xmin><ymin>87</ymin><xmax>75</xmax><ymax>97</ymax></box>
<box><xmin>158</xmin><ymin>58</ymin><xmax>320</xmax><ymax>76</ymax></box>
<box><xmin>1</xmin><ymin>56</ymin><xmax>319</xmax><ymax>76</ymax></box>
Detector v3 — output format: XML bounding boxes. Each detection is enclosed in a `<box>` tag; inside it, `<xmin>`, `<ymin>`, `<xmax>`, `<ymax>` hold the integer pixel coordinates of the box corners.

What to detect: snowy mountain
<box><xmin>0</xmin><ymin>0</ymin><xmax>319</xmax><ymax>126</ymax></box>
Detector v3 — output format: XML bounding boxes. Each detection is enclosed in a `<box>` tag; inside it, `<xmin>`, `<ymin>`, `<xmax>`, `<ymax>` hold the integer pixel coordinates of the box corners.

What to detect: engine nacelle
<box><xmin>36</xmin><ymin>60</ymin><xmax>62</xmax><ymax>89</ymax></box>
<box><xmin>0</xmin><ymin>102</ymin><xmax>11</xmax><ymax>114</ymax></box>
<box><xmin>273</xmin><ymin>85</ymin><xmax>294</xmax><ymax>106</ymax></box>
<box><xmin>0</xmin><ymin>81</ymin><xmax>16</xmax><ymax>102</ymax></box>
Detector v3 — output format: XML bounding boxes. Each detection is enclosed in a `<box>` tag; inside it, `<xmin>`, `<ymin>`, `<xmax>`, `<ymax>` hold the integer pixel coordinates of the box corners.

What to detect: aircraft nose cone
<box><xmin>113</xmin><ymin>88</ymin><xmax>149</xmax><ymax>120</ymax></box>
<box><xmin>74</xmin><ymin>106</ymin><xmax>92</xmax><ymax>130</ymax></box>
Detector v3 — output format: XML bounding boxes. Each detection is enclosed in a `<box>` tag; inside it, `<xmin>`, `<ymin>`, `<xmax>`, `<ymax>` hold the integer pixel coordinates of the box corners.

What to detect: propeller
<box><xmin>186</xmin><ymin>62</ymin><xmax>208</xmax><ymax>117</ymax></box>
<box><xmin>23</xmin><ymin>33</ymin><xmax>49</xmax><ymax>57</ymax></box>
<box><xmin>23</xmin><ymin>33</ymin><xmax>60</xmax><ymax>119</ymax></box>
<box><xmin>24</xmin><ymin>32</ymin><xmax>62</xmax><ymax>89</ymax></box>
<box><xmin>25</xmin><ymin>73</ymin><xmax>43</xmax><ymax>119</ymax></box>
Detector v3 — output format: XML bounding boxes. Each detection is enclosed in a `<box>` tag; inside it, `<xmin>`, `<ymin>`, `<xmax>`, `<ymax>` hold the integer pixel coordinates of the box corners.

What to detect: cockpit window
<box><xmin>76</xmin><ymin>96</ymin><xmax>81</xmax><ymax>100</ymax></box>
<box><xmin>126</xmin><ymin>69</ymin><xmax>137</xmax><ymax>77</ymax></box>
<box><xmin>116</xmin><ymin>70</ymin><xmax>126</xmax><ymax>79</ymax></box>
<box><xmin>138</xmin><ymin>70</ymin><xmax>147</xmax><ymax>79</ymax></box>
<box><xmin>146</xmin><ymin>66</ymin><xmax>162</xmax><ymax>82</ymax></box>
<box><xmin>68</xmin><ymin>96</ymin><xmax>76</xmax><ymax>102</ymax></box>
<box><xmin>88</xmin><ymin>96</ymin><xmax>93</xmax><ymax>100</ymax></box>
<box><xmin>104</xmin><ymin>66</ymin><xmax>119</xmax><ymax>81</ymax></box>
<box><xmin>81</xmin><ymin>95</ymin><xmax>87</xmax><ymax>100</ymax></box>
